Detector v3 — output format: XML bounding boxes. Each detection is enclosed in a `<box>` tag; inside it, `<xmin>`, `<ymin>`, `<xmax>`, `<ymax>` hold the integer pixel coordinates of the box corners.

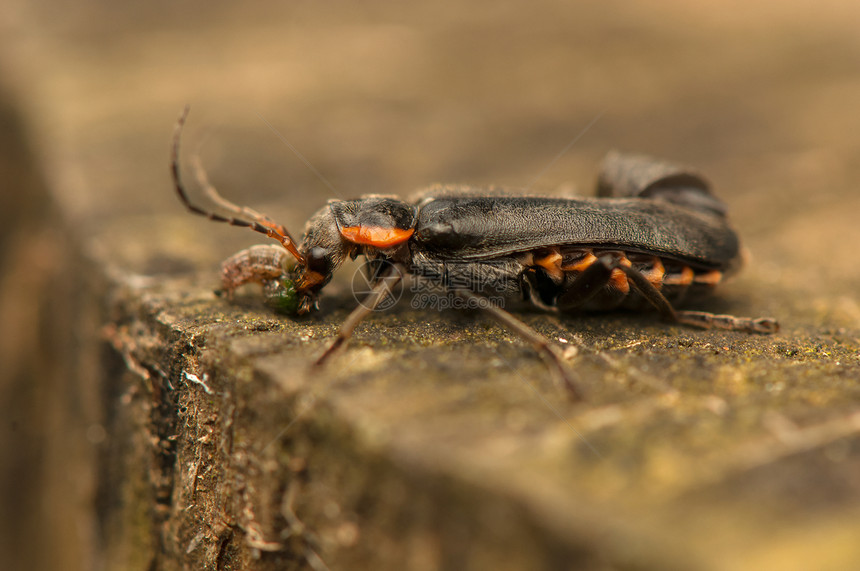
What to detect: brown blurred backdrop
<box><xmin>2</xmin><ymin>1</ymin><xmax>859</xmax><ymax>569</ymax></box>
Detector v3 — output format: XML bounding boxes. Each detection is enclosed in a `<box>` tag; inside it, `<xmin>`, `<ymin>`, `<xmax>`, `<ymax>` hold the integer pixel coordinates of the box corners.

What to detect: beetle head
<box><xmin>289</xmin><ymin>197</ymin><xmax>418</xmax><ymax>314</ymax></box>
<box><xmin>287</xmin><ymin>205</ymin><xmax>349</xmax><ymax>314</ymax></box>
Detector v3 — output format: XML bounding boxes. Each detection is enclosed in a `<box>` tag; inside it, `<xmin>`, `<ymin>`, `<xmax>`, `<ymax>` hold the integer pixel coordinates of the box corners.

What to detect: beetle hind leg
<box><xmin>612</xmin><ymin>259</ymin><xmax>779</xmax><ymax>333</ymax></box>
<box><xmin>556</xmin><ymin>254</ymin><xmax>779</xmax><ymax>334</ymax></box>
<box><xmin>673</xmin><ymin>310</ymin><xmax>779</xmax><ymax>334</ymax></box>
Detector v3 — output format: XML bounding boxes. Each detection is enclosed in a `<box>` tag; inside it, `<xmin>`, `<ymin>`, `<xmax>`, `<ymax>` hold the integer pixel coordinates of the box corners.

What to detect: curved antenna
<box><xmin>171</xmin><ymin>105</ymin><xmax>306</xmax><ymax>265</ymax></box>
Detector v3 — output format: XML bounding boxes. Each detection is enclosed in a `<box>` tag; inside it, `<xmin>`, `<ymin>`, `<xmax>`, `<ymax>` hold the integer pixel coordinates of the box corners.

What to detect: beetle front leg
<box><xmin>314</xmin><ymin>264</ymin><xmax>405</xmax><ymax>366</ymax></box>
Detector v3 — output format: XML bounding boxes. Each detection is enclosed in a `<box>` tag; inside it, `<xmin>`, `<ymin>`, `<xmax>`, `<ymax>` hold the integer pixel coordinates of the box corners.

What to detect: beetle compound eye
<box><xmin>306</xmin><ymin>247</ymin><xmax>331</xmax><ymax>274</ymax></box>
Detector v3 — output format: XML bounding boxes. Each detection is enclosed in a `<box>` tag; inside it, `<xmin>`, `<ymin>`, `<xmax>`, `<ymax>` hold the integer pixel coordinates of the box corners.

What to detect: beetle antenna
<box><xmin>190</xmin><ymin>153</ymin><xmax>278</xmax><ymax>226</ymax></box>
<box><xmin>525</xmin><ymin>111</ymin><xmax>604</xmax><ymax>191</ymax></box>
<box><xmin>171</xmin><ymin>105</ymin><xmax>306</xmax><ymax>265</ymax></box>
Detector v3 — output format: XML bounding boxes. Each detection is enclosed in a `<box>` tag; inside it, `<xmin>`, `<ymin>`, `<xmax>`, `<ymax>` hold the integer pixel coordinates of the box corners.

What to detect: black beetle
<box><xmin>171</xmin><ymin>107</ymin><xmax>777</xmax><ymax>398</ymax></box>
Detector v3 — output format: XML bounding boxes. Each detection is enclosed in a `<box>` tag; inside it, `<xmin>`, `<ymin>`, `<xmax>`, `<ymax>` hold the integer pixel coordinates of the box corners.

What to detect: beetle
<box><xmin>170</xmin><ymin>107</ymin><xmax>777</xmax><ymax>398</ymax></box>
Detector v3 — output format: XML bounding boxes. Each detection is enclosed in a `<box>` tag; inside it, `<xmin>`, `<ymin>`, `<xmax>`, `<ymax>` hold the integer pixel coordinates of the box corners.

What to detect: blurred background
<box><xmin>2</xmin><ymin>1</ymin><xmax>859</xmax><ymax>569</ymax></box>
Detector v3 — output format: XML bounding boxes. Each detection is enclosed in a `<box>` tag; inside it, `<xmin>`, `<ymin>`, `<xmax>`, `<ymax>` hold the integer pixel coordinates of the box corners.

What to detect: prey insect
<box><xmin>170</xmin><ymin>107</ymin><xmax>777</xmax><ymax>399</ymax></box>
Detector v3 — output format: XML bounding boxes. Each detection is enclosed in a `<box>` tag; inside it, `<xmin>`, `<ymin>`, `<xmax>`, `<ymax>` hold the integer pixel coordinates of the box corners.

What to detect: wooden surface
<box><xmin>2</xmin><ymin>1</ymin><xmax>859</xmax><ymax>569</ymax></box>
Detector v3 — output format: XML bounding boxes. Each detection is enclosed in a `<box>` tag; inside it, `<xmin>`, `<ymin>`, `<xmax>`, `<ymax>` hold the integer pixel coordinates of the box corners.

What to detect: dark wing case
<box><xmin>413</xmin><ymin>196</ymin><xmax>740</xmax><ymax>269</ymax></box>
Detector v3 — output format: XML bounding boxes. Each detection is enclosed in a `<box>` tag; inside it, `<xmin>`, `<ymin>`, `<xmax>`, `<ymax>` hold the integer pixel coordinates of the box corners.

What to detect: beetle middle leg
<box><xmin>553</xmin><ymin>256</ymin><xmax>620</xmax><ymax>311</ymax></box>
<box><xmin>451</xmin><ymin>287</ymin><xmax>584</xmax><ymax>400</ymax></box>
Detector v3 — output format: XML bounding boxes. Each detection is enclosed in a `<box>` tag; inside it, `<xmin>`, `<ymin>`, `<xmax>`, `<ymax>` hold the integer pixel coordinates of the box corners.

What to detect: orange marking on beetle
<box><xmin>694</xmin><ymin>270</ymin><xmax>723</xmax><ymax>286</ymax></box>
<box><xmin>639</xmin><ymin>256</ymin><xmax>665</xmax><ymax>289</ymax></box>
<box><xmin>561</xmin><ymin>252</ymin><xmax>598</xmax><ymax>273</ymax></box>
<box><xmin>296</xmin><ymin>270</ymin><xmax>326</xmax><ymax>291</ymax></box>
<box><xmin>535</xmin><ymin>251</ymin><xmax>564</xmax><ymax>281</ymax></box>
<box><xmin>340</xmin><ymin>226</ymin><xmax>415</xmax><ymax>248</ymax></box>
<box><xmin>609</xmin><ymin>253</ymin><xmax>632</xmax><ymax>293</ymax></box>
<box><xmin>663</xmin><ymin>265</ymin><xmax>694</xmax><ymax>286</ymax></box>
<box><xmin>610</xmin><ymin>268</ymin><xmax>630</xmax><ymax>294</ymax></box>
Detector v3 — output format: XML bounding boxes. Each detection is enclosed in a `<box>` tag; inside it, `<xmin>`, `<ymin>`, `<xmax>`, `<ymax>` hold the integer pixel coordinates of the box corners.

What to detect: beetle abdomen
<box><xmin>523</xmin><ymin>246</ymin><xmax>724</xmax><ymax>312</ymax></box>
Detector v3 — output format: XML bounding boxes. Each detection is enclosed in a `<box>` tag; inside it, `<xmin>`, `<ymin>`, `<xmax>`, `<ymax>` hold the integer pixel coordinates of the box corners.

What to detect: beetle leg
<box><xmin>612</xmin><ymin>261</ymin><xmax>780</xmax><ymax>333</ymax></box>
<box><xmin>448</xmin><ymin>287</ymin><xmax>584</xmax><ymax>401</ymax></box>
<box><xmin>554</xmin><ymin>256</ymin><xmax>617</xmax><ymax>311</ymax></box>
<box><xmin>670</xmin><ymin>310</ymin><xmax>779</xmax><ymax>334</ymax></box>
<box><xmin>314</xmin><ymin>264</ymin><xmax>405</xmax><ymax>366</ymax></box>
<box><xmin>557</xmin><ymin>254</ymin><xmax>778</xmax><ymax>333</ymax></box>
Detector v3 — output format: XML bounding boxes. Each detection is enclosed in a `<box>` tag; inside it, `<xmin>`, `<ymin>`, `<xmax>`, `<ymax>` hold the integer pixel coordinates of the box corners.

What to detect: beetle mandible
<box><xmin>170</xmin><ymin>107</ymin><xmax>778</xmax><ymax>399</ymax></box>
